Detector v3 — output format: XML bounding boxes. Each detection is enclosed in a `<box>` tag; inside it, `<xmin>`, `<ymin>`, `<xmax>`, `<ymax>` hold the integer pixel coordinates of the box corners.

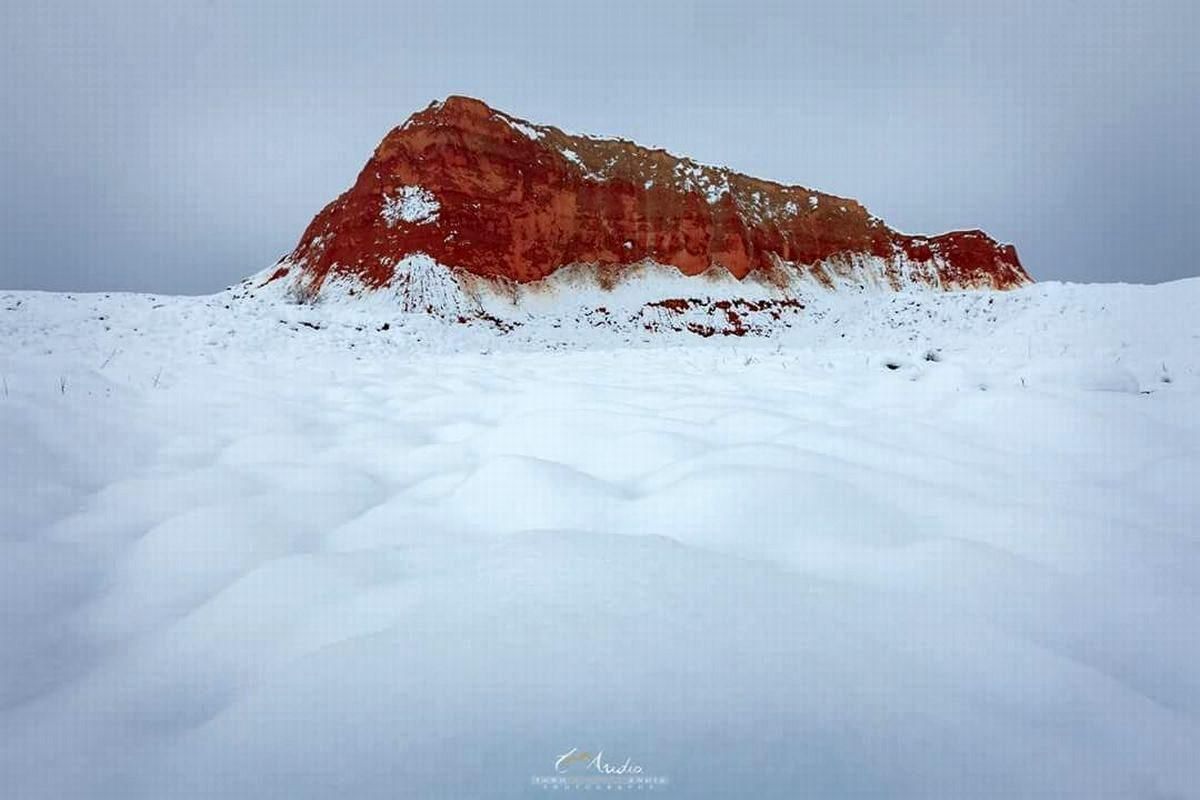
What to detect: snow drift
<box><xmin>1</xmin><ymin>277</ymin><xmax>1198</xmax><ymax>797</ymax></box>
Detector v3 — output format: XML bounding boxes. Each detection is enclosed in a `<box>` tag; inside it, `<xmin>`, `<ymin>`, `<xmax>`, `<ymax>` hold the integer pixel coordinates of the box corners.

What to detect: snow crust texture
<box><xmin>1</xmin><ymin>278</ymin><xmax>1198</xmax><ymax>798</ymax></box>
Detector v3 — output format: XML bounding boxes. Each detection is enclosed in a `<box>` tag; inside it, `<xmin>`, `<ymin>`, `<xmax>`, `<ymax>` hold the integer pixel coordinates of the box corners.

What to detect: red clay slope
<box><xmin>274</xmin><ymin>95</ymin><xmax>1029</xmax><ymax>299</ymax></box>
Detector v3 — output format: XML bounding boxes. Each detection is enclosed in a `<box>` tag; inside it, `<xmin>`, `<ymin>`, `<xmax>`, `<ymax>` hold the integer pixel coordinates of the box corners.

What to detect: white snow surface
<box><xmin>1</xmin><ymin>277</ymin><xmax>1199</xmax><ymax>798</ymax></box>
<box><xmin>263</xmin><ymin>253</ymin><xmax>980</xmax><ymax>329</ymax></box>
<box><xmin>380</xmin><ymin>185</ymin><xmax>439</xmax><ymax>226</ymax></box>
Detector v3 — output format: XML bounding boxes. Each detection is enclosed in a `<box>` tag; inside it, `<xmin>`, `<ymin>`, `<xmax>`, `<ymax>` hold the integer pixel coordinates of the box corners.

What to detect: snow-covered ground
<box><xmin>1</xmin><ymin>278</ymin><xmax>1198</xmax><ymax>798</ymax></box>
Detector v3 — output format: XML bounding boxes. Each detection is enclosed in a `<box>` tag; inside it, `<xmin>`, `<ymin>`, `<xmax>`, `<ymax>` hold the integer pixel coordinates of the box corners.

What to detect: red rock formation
<box><xmin>273</xmin><ymin>95</ymin><xmax>1029</xmax><ymax>305</ymax></box>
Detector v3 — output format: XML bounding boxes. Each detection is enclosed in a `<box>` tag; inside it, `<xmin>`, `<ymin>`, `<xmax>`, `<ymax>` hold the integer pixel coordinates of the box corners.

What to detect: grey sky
<box><xmin>1</xmin><ymin>0</ymin><xmax>1196</xmax><ymax>293</ymax></box>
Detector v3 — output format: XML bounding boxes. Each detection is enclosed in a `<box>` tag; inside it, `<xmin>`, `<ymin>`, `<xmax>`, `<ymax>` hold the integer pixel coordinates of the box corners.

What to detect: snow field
<box><xmin>1</xmin><ymin>279</ymin><xmax>1198</xmax><ymax>797</ymax></box>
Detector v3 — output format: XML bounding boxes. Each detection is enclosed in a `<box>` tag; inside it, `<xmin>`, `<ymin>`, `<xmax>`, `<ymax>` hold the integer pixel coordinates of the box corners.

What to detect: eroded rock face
<box><xmin>274</xmin><ymin>95</ymin><xmax>1029</xmax><ymax>304</ymax></box>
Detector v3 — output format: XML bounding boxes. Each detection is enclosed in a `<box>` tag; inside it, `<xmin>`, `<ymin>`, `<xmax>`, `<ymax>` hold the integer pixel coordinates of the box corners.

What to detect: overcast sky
<box><xmin>1</xmin><ymin>0</ymin><xmax>1197</xmax><ymax>293</ymax></box>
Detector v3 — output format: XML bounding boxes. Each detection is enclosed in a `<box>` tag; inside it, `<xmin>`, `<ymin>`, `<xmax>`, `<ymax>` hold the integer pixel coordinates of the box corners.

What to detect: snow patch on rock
<box><xmin>503</xmin><ymin>116</ymin><xmax>544</xmax><ymax>140</ymax></box>
<box><xmin>381</xmin><ymin>186</ymin><xmax>439</xmax><ymax>226</ymax></box>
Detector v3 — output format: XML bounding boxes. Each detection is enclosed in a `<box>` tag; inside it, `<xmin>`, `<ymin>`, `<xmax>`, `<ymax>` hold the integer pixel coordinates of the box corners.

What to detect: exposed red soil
<box><xmin>282</xmin><ymin>95</ymin><xmax>1030</xmax><ymax>296</ymax></box>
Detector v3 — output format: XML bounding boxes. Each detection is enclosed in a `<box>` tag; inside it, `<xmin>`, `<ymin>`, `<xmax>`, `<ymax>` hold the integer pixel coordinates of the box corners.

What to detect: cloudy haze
<box><xmin>1</xmin><ymin>0</ymin><xmax>1196</xmax><ymax>293</ymax></box>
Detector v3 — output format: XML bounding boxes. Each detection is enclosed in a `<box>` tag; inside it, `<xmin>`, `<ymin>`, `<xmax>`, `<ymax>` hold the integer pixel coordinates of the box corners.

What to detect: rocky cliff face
<box><xmin>262</xmin><ymin>95</ymin><xmax>1029</xmax><ymax>332</ymax></box>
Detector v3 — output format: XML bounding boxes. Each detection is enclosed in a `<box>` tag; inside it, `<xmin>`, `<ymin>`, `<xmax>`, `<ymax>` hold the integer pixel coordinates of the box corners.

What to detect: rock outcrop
<box><xmin>262</xmin><ymin>95</ymin><xmax>1029</xmax><ymax>332</ymax></box>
